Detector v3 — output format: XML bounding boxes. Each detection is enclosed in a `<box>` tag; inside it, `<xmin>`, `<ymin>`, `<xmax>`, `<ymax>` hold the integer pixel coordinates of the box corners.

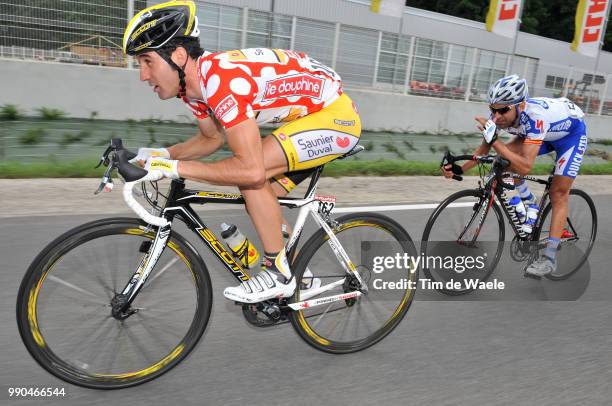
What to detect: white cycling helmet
<box><xmin>487</xmin><ymin>74</ymin><xmax>528</xmax><ymax>105</ymax></box>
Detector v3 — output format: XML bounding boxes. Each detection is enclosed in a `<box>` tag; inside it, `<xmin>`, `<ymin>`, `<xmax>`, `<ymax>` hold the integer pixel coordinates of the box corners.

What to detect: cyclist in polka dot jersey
<box><xmin>123</xmin><ymin>1</ymin><xmax>361</xmax><ymax>303</ymax></box>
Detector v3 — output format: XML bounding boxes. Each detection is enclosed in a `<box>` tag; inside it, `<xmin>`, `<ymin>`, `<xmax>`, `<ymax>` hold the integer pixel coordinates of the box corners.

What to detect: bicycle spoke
<box><xmin>94</xmin><ymin>273</ymin><xmax>116</xmax><ymax>299</ymax></box>
<box><xmin>131</xmin><ymin>316</ymin><xmax>186</xmax><ymax>354</ymax></box>
<box><xmin>133</xmin><ymin>312</ymin><xmax>191</xmax><ymax>340</ymax></box>
<box><xmin>57</xmin><ymin>238</ymin><xmax>121</xmax><ymax>299</ymax></box>
<box><xmin>361</xmin><ymin>294</ymin><xmax>392</xmax><ymax>326</ymax></box>
<box><xmin>46</xmin><ymin>275</ymin><xmax>109</xmax><ymax>305</ymax></box>
<box><xmin>321</xmin><ymin>305</ymin><xmax>346</xmax><ymax>339</ymax></box>
<box><xmin>302</xmin><ymin>303</ymin><xmax>349</xmax><ymax>320</ymax></box>
<box><xmin>142</xmin><ymin>257</ymin><xmax>179</xmax><ymax>290</ymax></box>
<box><xmin>311</xmin><ymin>302</ymin><xmax>335</xmax><ymax>329</ymax></box>
<box><xmin>85</xmin><ymin>323</ymin><xmax>128</xmax><ymax>372</ymax></box>
<box><xmin>103</xmin><ymin>324</ymin><xmax>125</xmax><ymax>374</ymax></box>
<box><xmin>63</xmin><ymin>317</ymin><xmax>115</xmax><ymax>368</ymax></box>
<box><xmin>335</xmin><ymin>304</ymin><xmax>356</xmax><ymax>341</ymax></box>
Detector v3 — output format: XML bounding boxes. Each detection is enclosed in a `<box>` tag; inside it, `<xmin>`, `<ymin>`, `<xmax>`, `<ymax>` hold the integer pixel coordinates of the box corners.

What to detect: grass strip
<box><xmin>2</xmin><ymin>159</ymin><xmax>612</xmax><ymax>178</ymax></box>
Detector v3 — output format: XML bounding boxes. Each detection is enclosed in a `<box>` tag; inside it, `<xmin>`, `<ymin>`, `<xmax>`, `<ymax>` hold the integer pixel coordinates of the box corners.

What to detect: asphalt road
<box><xmin>1</xmin><ymin>197</ymin><xmax>611</xmax><ymax>405</ymax></box>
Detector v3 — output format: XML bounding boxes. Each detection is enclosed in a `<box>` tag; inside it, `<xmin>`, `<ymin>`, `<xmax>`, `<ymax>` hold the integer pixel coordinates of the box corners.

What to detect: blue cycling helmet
<box><xmin>488</xmin><ymin>74</ymin><xmax>528</xmax><ymax>105</ymax></box>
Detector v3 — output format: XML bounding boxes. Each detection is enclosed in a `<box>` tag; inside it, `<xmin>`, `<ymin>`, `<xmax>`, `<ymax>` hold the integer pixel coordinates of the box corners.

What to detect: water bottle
<box><xmin>509</xmin><ymin>196</ymin><xmax>526</xmax><ymax>223</ymax></box>
<box><xmin>522</xmin><ymin>203</ymin><xmax>539</xmax><ymax>234</ymax></box>
<box><xmin>220</xmin><ymin>223</ymin><xmax>260</xmax><ymax>268</ymax></box>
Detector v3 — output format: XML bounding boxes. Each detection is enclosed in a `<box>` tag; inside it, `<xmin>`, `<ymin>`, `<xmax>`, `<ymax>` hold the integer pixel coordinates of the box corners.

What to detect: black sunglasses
<box><xmin>489</xmin><ymin>105</ymin><xmax>512</xmax><ymax>115</ymax></box>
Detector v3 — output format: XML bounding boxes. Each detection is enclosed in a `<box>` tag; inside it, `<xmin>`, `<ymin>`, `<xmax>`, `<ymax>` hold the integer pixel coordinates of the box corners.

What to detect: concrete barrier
<box><xmin>2</xmin><ymin>59</ymin><xmax>611</xmax><ymax>139</ymax></box>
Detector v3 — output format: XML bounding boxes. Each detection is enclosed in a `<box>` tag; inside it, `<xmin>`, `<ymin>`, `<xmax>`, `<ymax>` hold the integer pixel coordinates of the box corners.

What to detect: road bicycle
<box><xmin>16</xmin><ymin>139</ymin><xmax>417</xmax><ymax>389</ymax></box>
<box><xmin>420</xmin><ymin>152</ymin><xmax>597</xmax><ymax>295</ymax></box>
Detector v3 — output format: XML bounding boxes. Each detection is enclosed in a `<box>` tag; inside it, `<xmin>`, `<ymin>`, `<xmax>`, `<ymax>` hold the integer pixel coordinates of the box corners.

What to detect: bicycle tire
<box><xmin>16</xmin><ymin>217</ymin><xmax>212</xmax><ymax>389</ymax></box>
<box><xmin>533</xmin><ymin>189</ymin><xmax>597</xmax><ymax>280</ymax></box>
<box><xmin>288</xmin><ymin>212</ymin><xmax>417</xmax><ymax>354</ymax></box>
<box><xmin>421</xmin><ymin>189</ymin><xmax>505</xmax><ymax>295</ymax></box>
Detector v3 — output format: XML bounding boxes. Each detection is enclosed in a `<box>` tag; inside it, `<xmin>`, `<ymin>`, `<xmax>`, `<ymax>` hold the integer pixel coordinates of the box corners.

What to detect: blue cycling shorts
<box><xmin>537</xmin><ymin>122</ymin><xmax>588</xmax><ymax>179</ymax></box>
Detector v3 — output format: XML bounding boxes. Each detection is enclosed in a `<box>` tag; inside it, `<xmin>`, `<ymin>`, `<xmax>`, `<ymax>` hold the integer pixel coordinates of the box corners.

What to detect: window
<box><xmin>376</xmin><ymin>32</ymin><xmax>411</xmax><ymax>85</ymax></box>
<box><xmin>545</xmin><ymin>75</ymin><xmax>566</xmax><ymax>90</ymax></box>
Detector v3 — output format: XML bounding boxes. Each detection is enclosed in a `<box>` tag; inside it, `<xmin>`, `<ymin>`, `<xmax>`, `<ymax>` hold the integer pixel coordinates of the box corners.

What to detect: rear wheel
<box><xmin>289</xmin><ymin>213</ymin><xmax>417</xmax><ymax>353</ymax></box>
<box><xmin>16</xmin><ymin>218</ymin><xmax>212</xmax><ymax>389</ymax></box>
<box><xmin>534</xmin><ymin>189</ymin><xmax>597</xmax><ymax>280</ymax></box>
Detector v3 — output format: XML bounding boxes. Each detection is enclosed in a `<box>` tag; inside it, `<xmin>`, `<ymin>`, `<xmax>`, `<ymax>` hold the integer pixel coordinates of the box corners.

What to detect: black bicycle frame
<box><xmin>151</xmin><ymin>165</ymin><xmax>326</xmax><ymax>284</ymax></box>
<box><xmin>471</xmin><ymin>170</ymin><xmax>555</xmax><ymax>243</ymax></box>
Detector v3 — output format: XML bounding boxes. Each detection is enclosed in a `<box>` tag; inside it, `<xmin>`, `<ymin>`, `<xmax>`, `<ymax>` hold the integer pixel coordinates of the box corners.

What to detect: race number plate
<box><xmin>315</xmin><ymin>195</ymin><xmax>336</xmax><ymax>216</ymax></box>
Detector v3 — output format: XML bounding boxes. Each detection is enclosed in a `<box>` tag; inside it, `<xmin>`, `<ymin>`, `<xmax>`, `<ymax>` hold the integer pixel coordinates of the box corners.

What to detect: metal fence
<box><xmin>1</xmin><ymin>0</ymin><xmax>611</xmax><ymax>115</ymax></box>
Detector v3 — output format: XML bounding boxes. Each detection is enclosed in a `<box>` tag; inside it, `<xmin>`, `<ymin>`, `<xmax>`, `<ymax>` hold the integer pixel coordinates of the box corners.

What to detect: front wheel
<box><xmin>288</xmin><ymin>213</ymin><xmax>418</xmax><ymax>353</ymax></box>
<box><xmin>421</xmin><ymin>189</ymin><xmax>505</xmax><ymax>295</ymax></box>
<box><xmin>533</xmin><ymin>189</ymin><xmax>597</xmax><ymax>280</ymax></box>
<box><xmin>16</xmin><ymin>218</ymin><xmax>212</xmax><ymax>389</ymax></box>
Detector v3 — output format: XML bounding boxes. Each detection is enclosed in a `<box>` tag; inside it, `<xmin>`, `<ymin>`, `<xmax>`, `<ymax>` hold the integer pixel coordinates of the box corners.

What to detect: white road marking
<box><xmin>332</xmin><ymin>202</ymin><xmax>476</xmax><ymax>213</ymax></box>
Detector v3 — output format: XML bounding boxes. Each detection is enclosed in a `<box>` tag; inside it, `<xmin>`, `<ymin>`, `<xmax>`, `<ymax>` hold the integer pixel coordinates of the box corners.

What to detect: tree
<box><xmin>407</xmin><ymin>0</ymin><xmax>612</xmax><ymax>52</ymax></box>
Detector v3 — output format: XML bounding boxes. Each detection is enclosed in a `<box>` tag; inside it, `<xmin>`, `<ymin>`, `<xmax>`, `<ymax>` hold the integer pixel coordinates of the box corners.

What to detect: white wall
<box><xmin>2</xmin><ymin>59</ymin><xmax>611</xmax><ymax>139</ymax></box>
<box><xmin>0</xmin><ymin>59</ymin><xmax>188</xmax><ymax>121</ymax></box>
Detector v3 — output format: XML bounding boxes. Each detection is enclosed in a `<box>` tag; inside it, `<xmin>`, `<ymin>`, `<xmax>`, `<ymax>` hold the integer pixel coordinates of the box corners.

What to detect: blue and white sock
<box><xmin>543</xmin><ymin>237</ymin><xmax>561</xmax><ymax>263</ymax></box>
<box><xmin>517</xmin><ymin>180</ymin><xmax>536</xmax><ymax>205</ymax></box>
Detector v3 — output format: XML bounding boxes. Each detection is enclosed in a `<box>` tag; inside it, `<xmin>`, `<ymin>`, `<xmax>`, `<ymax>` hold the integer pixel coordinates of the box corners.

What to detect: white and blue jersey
<box><xmin>506</xmin><ymin>97</ymin><xmax>588</xmax><ymax>178</ymax></box>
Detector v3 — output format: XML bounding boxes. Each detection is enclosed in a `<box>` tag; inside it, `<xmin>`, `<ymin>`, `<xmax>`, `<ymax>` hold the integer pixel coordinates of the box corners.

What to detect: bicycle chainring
<box><xmin>510</xmin><ymin>235</ymin><xmax>532</xmax><ymax>262</ymax></box>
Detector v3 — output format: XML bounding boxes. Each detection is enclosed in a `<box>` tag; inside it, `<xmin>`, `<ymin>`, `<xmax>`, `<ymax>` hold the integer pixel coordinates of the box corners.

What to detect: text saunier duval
<box><xmin>371</xmin><ymin>253</ymin><xmax>505</xmax><ymax>290</ymax></box>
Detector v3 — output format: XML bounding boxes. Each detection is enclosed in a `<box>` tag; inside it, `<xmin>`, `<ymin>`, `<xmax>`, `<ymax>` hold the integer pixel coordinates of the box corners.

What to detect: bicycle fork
<box><xmin>110</xmin><ymin>223</ymin><xmax>172</xmax><ymax>319</ymax></box>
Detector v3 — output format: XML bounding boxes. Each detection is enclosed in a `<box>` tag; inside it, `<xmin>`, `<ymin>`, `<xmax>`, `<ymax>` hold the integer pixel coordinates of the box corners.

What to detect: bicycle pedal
<box><xmin>241</xmin><ymin>303</ymin><xmax>287</xmax><ymax>328</ymax></box>
<box><xmin>523</xmin><ymin>271</ymin><xmax>542</xmax><ymax>280</ymax></box>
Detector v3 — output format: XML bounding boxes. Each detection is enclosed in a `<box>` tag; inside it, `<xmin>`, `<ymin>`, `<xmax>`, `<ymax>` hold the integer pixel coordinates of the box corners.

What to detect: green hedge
<box><xmin>2</xmin><ymin>159</ymin><xmax>612</xmax><ymax>178</ymax></box>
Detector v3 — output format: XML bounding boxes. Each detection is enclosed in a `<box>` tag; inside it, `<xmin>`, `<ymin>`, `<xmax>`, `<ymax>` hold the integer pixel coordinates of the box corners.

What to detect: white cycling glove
<box><xmin>129</xmin><ymin>147</ymin><xmax>170</xmax><ymax>164</ymax></box>
<box><xmin>144</xmin><ymin>157</ymin><xmax>180</xmax><ymax>180</ymax></box>
<box><xmin>481</xmin><ymin>120</ymin><xmax>498</xmax><ymax>145</ymax></box>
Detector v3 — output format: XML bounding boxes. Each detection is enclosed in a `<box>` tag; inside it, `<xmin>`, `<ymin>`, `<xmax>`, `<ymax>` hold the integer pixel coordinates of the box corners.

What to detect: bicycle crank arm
<box><xmin>288</xmin><ymin>290</ymin><xmax>362</xmax><ymax>311</ymax></box>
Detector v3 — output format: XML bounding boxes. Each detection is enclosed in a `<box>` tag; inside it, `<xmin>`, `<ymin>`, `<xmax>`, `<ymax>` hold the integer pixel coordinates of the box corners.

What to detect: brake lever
<box><xmin>440</xmin><ymin>150</ymin><xmax>453</xmax><ymax>167</ymax></box>
<box><xmin>94</xmin><ymin>177</ymin><xmax>114</xmax><ymax>195</ymax></box>
<box><xmin>441</xmin><ymin>151</ymin><xmax>463</xmax><ymax>181</ymax></box>
<box><xmin>95</xmin><ymin>158</ymin><xmax>116</xmax><ymax>195</ymax></box>
<box><xmin>95</xmin><ymin>144</ymin><xmax>113</xmax><ymax>169</ymax></box>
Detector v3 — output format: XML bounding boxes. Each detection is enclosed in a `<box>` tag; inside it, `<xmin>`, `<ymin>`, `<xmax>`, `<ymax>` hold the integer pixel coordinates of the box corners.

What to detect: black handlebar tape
<box><xmin>125</xmin><ymin>149</ymin><xmax>137</xmax><ymax>161</ymax></box>
<box><xmin>116</xmin><ymin>149</ymin><xmax>148</xmax><ymax>182</ymax></box>
<box><xmin>452</xmin><ymin>154</ymin><xmax>477</xmax><ymax>162</ymax></box>
<box><xmin>451</xmin><ymin>164</ymin><xmax>463</xmax><ymax>175</ymax></box>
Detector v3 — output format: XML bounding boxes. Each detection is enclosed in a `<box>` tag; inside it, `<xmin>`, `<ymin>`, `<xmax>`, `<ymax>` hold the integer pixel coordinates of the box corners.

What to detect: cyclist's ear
<box><xmin>171</xmin><ymin>46</ymin><xmax>189</xmax><ymax>66</ymax></box>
